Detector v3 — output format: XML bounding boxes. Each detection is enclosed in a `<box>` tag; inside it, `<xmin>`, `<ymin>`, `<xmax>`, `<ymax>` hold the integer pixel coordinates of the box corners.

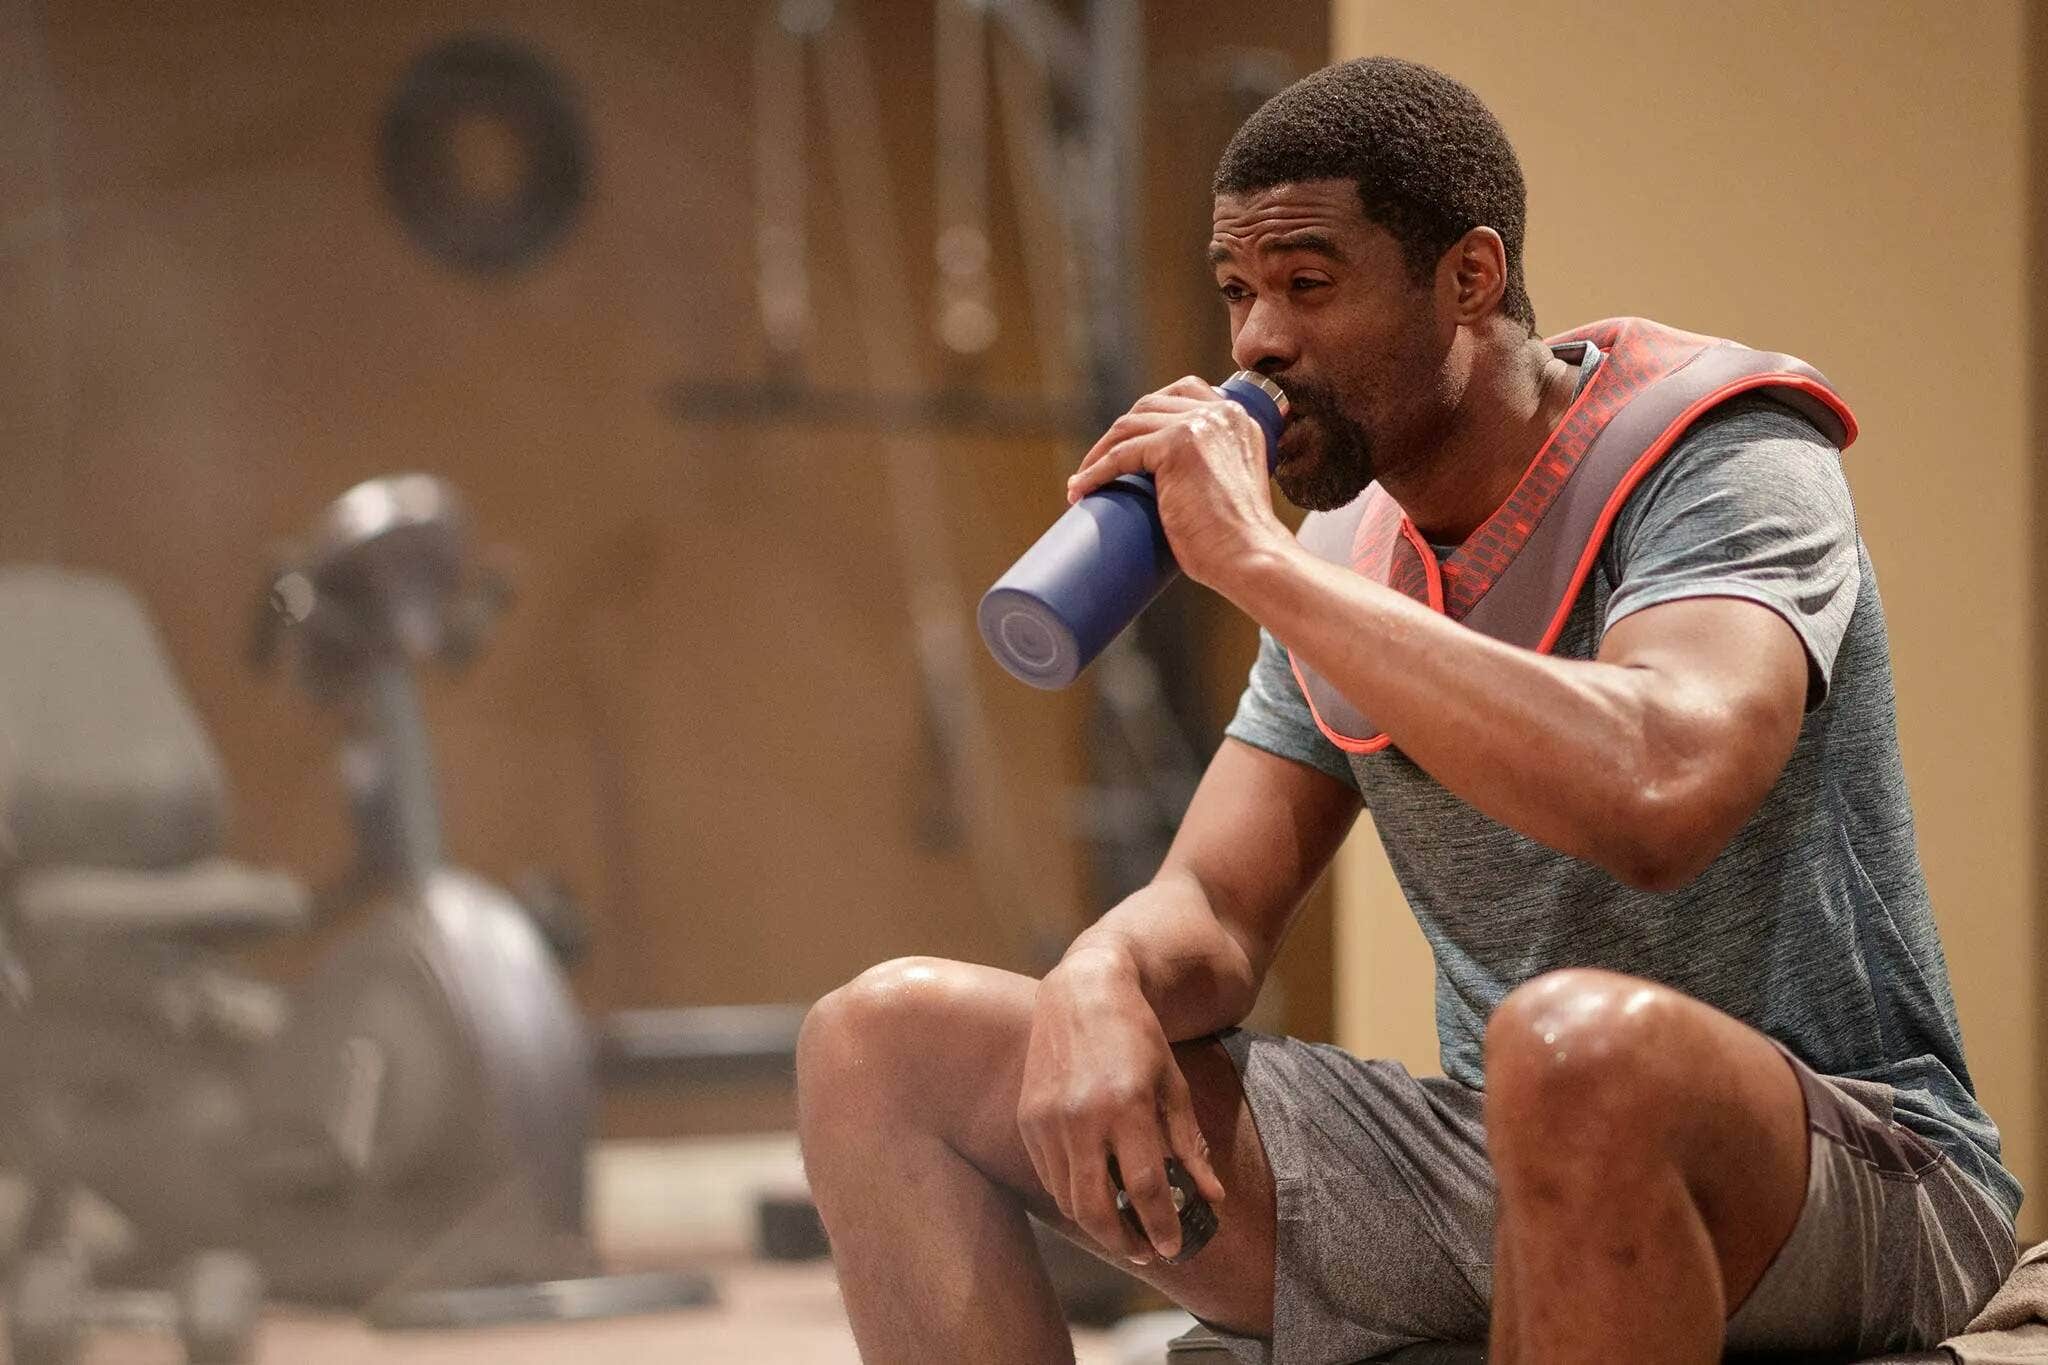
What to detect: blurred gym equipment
<box><xmin>666</xmin><ymin>0</ymin><xmax>1212</xmax><ymax>942</ymax></box>
<box><xmin>0</xmin><ymin>474</ymin><xmax>708</xmax><ymax>1363</ymax></box>
<box><xmin>379</xmin><ymin>32</ymin><xmax>591</xmax><ymax>276</ymax></box>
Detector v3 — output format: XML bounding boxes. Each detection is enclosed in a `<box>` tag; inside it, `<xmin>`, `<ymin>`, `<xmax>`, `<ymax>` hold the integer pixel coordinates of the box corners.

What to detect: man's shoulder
<box><xmin>1668</xmin><ymin>389</ymin><xmax>1840</xmax><ymax>460</ymax></box>
<box><xmin>1616</xmin><ymin>388</ymin><xmax>1852</xmax><ymax>535</ymax></box>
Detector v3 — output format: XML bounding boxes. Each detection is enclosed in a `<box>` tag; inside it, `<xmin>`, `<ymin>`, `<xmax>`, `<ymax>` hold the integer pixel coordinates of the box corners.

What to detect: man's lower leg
<box><xmin>1489</xmin><ymin>1152</ymin><xmax>1723</xmax><ymax>1363</ymax></box>
<box><xmin>801</xmin><ymin>1095</ymin><xmax>1071</xmax><ymax>1362</ymax></box>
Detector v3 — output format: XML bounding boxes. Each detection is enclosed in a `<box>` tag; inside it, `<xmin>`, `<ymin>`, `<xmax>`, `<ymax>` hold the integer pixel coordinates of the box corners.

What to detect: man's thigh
<box><xmin>1485</xmin><ymin>967</ymin><xmax>2015</xmax><ymax>1352</ymax></box>
<box><xmin>1724</xmin><ymin>1056</ymin><xmax>2018</xmax><ymax>1355</ymax></box>
<box><xmin>840</xmin><ymin>957</ymin><xmax>1283</xmax><ymax>1337</ymax></box>
<box><xmin>1206</xmin><ymin>1000</ymin><xmax>2015</xmax><ymax>1363</ymax></box>
<box><xmin>1196</xmin><ymin>1029</ymin><xmax>1497</xmax><ymax>1365</ymax></box>
<box><xmin>1484</xmin><ymin>967</ymin><xmax>1812</xmax><ymax>1315</ymax></box>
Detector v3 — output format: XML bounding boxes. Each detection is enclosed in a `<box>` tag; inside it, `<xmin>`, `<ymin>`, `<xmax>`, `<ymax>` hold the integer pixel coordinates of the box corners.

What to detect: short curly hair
<box><xmin>1214</xmin><ymin>56</ymin><xmax>1535</xmax><ymax>334</ymax></box>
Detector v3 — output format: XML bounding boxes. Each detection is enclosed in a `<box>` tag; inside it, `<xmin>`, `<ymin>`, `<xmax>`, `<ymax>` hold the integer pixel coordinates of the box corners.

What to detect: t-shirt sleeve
<box><xmin>1600</xmin><ymin>393</ymin><xmax>1861</xmax><ymax>709</ymax></box>
<box><xmin>1222</xmin><ymin>627</ymin><xmax>1361</xmax><ymax>792</ymax></box>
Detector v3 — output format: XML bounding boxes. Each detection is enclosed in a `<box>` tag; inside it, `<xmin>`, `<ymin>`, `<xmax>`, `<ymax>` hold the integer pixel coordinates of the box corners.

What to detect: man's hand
<box><xmin>1018</xmin><ymin>948</ymin><xmax>1228</xmax><ymax>1265</ymax></box>
<box><xmin>1065</xmin><ymin>376</ymin><xmax>1289</xmax><ymax>593</ymax></box>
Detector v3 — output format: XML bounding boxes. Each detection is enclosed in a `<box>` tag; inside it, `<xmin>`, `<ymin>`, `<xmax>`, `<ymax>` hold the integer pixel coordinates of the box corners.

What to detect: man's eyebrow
<box><xmin>1206</xmin><ymin>231</ymin><xmax>1349</xmax><ymax>268</ymax></box>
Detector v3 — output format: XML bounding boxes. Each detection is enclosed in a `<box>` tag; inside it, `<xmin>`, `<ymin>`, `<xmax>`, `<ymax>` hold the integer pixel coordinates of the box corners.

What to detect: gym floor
<box><xmin>22</xmin><ymin>1135</ymin><xmax>1154</xmax><ymax>1364</ymax></box>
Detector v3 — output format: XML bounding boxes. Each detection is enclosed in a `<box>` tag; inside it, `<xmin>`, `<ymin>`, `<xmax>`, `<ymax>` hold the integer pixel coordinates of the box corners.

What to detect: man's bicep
<box><xmin>1596</xmin><ymin>595</ymin><xmax>1808</xmax><ymax>849</ymax></box>
<box><xmin>1603</xmin><ymin>398</ymin><xmax>1861</xmax><ymax>710</ymax></box>
<box><xmin>1161</xmin><ymin>738</ymin><xmax>1363</xmax><ymax>981</ymax></box>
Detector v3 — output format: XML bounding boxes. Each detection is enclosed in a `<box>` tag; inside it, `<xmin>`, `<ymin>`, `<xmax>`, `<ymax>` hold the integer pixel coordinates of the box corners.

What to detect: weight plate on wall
<box><xmin>380</xmin><ymin>33</ymin><xmax>590</xmax><ymax>275</ymax></box>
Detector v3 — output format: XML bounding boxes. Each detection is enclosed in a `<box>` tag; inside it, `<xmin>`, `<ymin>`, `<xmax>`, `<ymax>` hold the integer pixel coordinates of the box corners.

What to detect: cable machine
<box><xmin>668</xmin><ymin>0</ymin><xmax>1203</xmax><ymax>943</ymax></box>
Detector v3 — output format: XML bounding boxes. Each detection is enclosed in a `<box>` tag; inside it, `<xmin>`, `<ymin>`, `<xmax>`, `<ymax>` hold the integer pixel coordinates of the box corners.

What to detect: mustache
<box><xmin>1274</xmin><ymin>376</ymin><xmax>1337</xmax><ymax>417</ymax></box>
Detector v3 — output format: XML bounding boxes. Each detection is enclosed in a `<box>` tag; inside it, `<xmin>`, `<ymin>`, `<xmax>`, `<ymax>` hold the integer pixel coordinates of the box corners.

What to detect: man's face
<box><xmin>1208</xmin><ymin>180</ymin><xmax>1450</xmax><ymax>510</ymax></box>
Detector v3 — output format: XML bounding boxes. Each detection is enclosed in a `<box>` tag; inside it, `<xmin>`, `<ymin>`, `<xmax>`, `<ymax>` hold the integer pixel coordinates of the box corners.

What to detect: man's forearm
<box><xmin>1221</xmin><ymin>539</ymin><xmax>1757</xmax><ymax>889</ymax></box>
<box><xmin>1058</xmin><ymin>871</ymin><xmax>1262</xmax><ymax>1042</ymax></box>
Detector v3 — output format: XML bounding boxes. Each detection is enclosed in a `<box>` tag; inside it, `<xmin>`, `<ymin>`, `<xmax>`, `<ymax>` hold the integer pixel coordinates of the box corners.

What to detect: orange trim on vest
<box><xmin>1533</xmin><ymin>372</ymin><xmax>1854</xmax><ymax>656</ymax></box>
<box><xmin>1285</xmin><ymin>517</ymin><xmax>1443</xmax><ymax>754</ymax></box>
<box><xmin>1399</xmin><ymin>519</ymin><xmax>1444</xmax><ymax>612</ymax></box>
<box><xmin>1287</xmin><ymin>650</ymin><xmax>1395</xmax><ymax>753</ymax></box>
<box><xmin>1425</xmin><ymin>350</ymin><xmax>1609</xmax><ymax>608</ymax></box>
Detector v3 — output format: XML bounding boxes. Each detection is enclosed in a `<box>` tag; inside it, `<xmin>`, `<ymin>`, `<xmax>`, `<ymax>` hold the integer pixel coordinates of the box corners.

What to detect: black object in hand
<box><xmin>1107</xmin><ymin>1155</ymin><xmax>1218</xmax><ymax>1265</ymax></box>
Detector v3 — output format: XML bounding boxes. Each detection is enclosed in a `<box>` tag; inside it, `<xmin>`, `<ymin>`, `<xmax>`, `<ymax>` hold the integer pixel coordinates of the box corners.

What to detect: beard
<box><xmin>1272</xmin><ymin>375</ymin><xmax>1376</xmax><ymax>512</ymax></box>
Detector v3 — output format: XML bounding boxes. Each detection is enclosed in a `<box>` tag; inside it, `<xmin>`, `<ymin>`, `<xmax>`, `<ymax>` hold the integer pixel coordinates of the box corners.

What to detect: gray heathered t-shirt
<box><xmin>1225</xmin><ymin>368</ymin><xmax>2022</xmax><ymax>1227</ymax></box>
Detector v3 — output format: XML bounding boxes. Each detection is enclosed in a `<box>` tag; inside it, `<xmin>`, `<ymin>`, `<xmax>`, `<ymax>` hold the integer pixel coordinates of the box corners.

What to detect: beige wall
<box><xmin>1331</xmin><ymin>1</ymin><xmax>2042</xmax><ymax>1237</ymax></box>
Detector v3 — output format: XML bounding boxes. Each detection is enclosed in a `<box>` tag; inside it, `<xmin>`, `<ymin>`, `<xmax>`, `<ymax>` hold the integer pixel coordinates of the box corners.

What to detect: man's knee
<box><xmin>797</xmin><ymin>955</ymin><xmax>982</xmax><ymax>1099</ymax></box>
<box><xmin>1484</xmin><ymin>967</ymin><xmax>1691</xmax><ymax>1156</ymax></box>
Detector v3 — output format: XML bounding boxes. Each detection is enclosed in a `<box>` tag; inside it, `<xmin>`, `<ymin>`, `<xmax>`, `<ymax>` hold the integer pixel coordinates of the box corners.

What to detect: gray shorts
<box><xmin>1199</xmin><ymin>1028</ymin><xmax>2018</xmax><ymax>1365</ymax></box>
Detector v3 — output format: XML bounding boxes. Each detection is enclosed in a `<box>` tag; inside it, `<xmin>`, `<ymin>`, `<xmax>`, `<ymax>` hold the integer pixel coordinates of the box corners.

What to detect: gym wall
<box><xmin>0</xmin><ymin>0</ymin><xmax>1332</xmax><ymax>1135</ymax></box>
<box><xmin>1329</xmin><ymin>1</ymin><xmax>2047</xmax><ymax>1241</ymax></box>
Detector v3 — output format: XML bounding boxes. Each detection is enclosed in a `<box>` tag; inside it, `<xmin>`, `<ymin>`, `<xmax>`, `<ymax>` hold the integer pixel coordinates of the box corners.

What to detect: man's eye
<box><xmin>1291</xmin><ymin>277</ymin><xmax>1328</xmax><ymax>293</ymax></box>
<box><xmin>1218</xmin><ymin>282</ymin><xmax>1250</xmax><ymax>303</ymax></box>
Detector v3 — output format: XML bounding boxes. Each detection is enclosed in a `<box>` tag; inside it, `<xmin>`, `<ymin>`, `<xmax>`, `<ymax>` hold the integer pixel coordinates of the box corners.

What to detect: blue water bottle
<box><xmin>979</xmin><ymin>371</ymin><xmax>1289</xmax><ymax>689</ymax></box>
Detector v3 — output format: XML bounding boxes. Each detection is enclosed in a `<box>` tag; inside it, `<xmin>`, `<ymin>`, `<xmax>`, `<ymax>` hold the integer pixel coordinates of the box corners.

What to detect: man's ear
<box><xmin>1437</xmin><ymin>226</ymin><xmax>1508</xmax><ymax>326</ymax></box>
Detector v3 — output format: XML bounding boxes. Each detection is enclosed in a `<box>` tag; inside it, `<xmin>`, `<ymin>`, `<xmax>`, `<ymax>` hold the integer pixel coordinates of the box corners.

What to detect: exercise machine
<box><xmin>0</xmin><ymin>473</ymin><xmax>706</xmax><ymax>1363</ymax></box>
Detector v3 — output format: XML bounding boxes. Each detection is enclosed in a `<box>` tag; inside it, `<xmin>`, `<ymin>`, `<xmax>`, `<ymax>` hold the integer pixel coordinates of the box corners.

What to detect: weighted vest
<box><xmin>1289</xmin><ymin>316</ymin><xmax>1857</xmax><ymax>755</ymax></box>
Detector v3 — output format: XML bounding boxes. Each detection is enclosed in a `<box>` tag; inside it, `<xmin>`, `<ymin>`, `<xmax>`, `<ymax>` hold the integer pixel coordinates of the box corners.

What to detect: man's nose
<box><xmin>1230</xmin><ymin>298</ymin><xmax>1298</xmax><ymax>375</ymax></box>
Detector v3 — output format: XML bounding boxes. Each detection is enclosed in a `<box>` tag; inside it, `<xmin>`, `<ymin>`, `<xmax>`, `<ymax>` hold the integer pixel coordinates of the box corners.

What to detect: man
<box><xmin>794</xmin><ymin>56</ymin><xmax>2020</xmax><ymax>1364</ymax></box>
